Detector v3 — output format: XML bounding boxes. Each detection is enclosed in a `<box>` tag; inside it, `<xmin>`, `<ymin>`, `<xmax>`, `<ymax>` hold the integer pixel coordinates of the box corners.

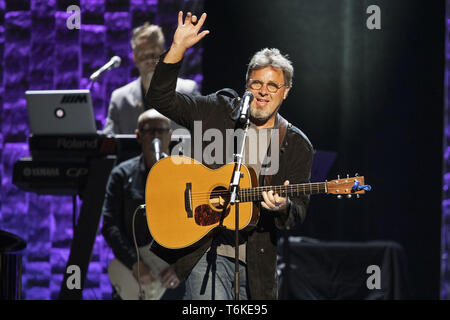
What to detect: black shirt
<box><xmin>145</xmin><ymin>54</ymin><xmax>314</xmax><ymax>299</ymax></box>
<box><xmin>101</xmin><ymin>155</ymin><xmax>150</xmax><ymax>269</ymax></box>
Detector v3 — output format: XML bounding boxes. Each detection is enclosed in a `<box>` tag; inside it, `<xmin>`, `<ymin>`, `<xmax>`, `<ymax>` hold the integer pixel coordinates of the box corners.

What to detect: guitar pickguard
<box><xmin>194</xmin><ymin>204</ymin><xmax>230</xmax><ymax>226</ymax></box>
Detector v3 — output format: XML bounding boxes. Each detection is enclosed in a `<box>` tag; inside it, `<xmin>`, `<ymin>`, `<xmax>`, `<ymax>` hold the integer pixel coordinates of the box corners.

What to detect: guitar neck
<box><xmin>239</xmin><ymin>182</ymin><xmax>327</xmax><ymax>202</ymax></box>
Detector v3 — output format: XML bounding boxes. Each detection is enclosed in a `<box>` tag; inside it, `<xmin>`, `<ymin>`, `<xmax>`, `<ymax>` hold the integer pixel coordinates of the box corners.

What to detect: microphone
<box><xmin>89</xmin><ymin>56</ymin><xmax>121</xmax><ymax>82</ymax></box>
<box><xmin>152</xmin><ymin>138</ymin><xmax>162</xmax><ymax>162</ymax></box>
<box><xmin>239</xmin><ymin>91</ymin><xmax>254</xmax><ymax>123</ymax></box>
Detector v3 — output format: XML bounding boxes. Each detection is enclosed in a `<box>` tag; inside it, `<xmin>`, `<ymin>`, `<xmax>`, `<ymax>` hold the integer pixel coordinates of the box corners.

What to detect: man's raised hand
<box><xmin>164</xmin><ymin>11</ymin><xmax>209</xmax><ymax>63</ymax></box>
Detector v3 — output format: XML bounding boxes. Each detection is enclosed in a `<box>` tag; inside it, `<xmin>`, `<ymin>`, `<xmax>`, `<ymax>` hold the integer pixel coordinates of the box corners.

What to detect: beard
<box><xmin>249</xmin><ymin>105</ymin><xmax>273</xmax><ymax>122</ymax></box>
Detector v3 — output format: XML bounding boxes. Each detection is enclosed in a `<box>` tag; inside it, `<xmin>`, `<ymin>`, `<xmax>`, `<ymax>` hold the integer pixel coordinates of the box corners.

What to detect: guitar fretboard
<box><xmin>239</xmin><ymin>182</ymin><xmax>327</xmax><ymax>202</ymax></box>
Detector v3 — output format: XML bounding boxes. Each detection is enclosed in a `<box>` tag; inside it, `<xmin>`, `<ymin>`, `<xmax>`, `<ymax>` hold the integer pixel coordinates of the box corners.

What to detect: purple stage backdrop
<box><xmin>0</xmin><ymin>0</ymin><xmax>204</xmax><ymax>300</ymax></box>
<box><xmin>443</xmin><ymin>0</ymin><xmax>450</xmax><ymax>301</ymax></box>
<box><xmin>1</xmin><ymin>0</ymin><xmax>448</xmax><ymax>301</ymax></box>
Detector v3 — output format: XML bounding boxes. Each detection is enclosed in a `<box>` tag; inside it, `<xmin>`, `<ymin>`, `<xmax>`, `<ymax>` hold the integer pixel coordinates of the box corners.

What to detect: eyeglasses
<box><xmin>247</xmin><ymin>79</ymin><xmax>287</xmax><ymax>93</ymax></box>
<box><xmin>135</xmin><ymin>52</ymin><xmax>161</xmax><ymax>62</ymax></box>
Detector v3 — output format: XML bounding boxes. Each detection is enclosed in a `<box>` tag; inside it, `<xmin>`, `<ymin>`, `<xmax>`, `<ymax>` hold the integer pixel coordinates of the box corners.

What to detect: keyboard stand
<box><xmin>58</xmin><ymin>156</ymin><xmax>116</xmax><ymax>299</ymax></box>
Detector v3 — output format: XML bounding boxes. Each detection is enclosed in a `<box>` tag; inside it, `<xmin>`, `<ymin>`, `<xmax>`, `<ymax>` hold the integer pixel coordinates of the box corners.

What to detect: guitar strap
<box><xmin>263</xmin><ymin>113</ymin><xmax>290</xmax><ymax>187</ymax></box>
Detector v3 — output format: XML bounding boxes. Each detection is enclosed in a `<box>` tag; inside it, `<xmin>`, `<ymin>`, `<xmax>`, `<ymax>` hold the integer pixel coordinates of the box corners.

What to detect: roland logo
<box><xmin>57</xmin><ymin>137</ymin><xmax>98</xmax><ymax>149</ymax></box>
<box><xmin>60</xmin><ymin>94</ymin><xmax>88</xmax><ymax>104</ymax></box>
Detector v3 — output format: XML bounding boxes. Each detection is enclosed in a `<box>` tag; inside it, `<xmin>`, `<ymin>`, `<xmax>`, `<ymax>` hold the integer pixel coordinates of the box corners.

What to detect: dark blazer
<box><xmin>146</xmin><ymin>57</ymin><xmax>314</xmax><ymax>299</ymax></box>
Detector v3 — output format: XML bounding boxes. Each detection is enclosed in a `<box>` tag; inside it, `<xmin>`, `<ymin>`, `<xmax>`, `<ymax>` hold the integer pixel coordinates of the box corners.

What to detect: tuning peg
<box><xmin>347</xmin><ymin>174</ymin><xmax>349</xmax><ymax>178</ymax></box>
<box><xmin>337</xmin><ymin>175</ymin><xmax>340</xmax><ymax>179</ymax></box>
<box><xmin>347</xmin><ymin>194</ymin><xmax>352</xmax><ymax>199</ymax></box>
<box><xmin>337</xmin><ymin>195</ymin><xmax>343</xmax><ymax>199</ymax></box>
<box><xmin>355</xmin><ymin>173</ymin><xmax>359</xmax><ymax>176</ymax></box>
<box><xmin>356</xmin><ymin>194</ymin><xmax>360</xmax><ymax>199</ymax></box>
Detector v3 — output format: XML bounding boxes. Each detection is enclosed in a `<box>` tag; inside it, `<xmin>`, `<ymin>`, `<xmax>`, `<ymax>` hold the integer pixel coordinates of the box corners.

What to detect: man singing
<box><xmin>146</xmin><ymin>11</ymin><xmax>313</xmax><ymax>300</ymax></box>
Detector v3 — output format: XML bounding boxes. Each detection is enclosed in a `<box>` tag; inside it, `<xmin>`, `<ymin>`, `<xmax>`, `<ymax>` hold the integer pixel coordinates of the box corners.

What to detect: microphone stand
<box><xmin>229</xmin><ymin>117</ymin><xmax>250</xmax><ymax>300</ymax></box>
<box><xmin>87</xmin><ymin>81</ymin><xmax>94</xmax><ymax>91</ymax></box>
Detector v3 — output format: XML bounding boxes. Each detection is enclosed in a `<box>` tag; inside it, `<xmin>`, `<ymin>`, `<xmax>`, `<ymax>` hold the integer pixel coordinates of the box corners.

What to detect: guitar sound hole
<box><xmin>194</xmin><ymin>187</ymin><xmax>231</xmax><ymax>226</ymax></box>
<box><xmin>209</xmin><ymin>186</ymin><xmax>230</xmax><ymax>210</ymax></box>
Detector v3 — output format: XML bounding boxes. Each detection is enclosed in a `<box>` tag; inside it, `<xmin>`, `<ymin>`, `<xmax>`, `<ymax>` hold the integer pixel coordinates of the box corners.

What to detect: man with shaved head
<box><xmin>101</xmin><ymin>109</ymin><xmax>182</xmax><ymax>299</ymax></box>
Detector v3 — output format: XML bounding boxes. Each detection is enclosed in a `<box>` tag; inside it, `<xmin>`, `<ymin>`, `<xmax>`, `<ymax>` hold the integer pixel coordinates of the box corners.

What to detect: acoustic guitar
<box><xmin>145</xmin><ymin>155</ymin><xmax>369</xmax><ymax>249</ymax></box>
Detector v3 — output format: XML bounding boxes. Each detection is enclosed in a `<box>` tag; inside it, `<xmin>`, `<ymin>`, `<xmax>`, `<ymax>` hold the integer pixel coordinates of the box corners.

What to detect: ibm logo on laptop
<box><xmin>56</xmin><ymin>94</ymin><xmax>89</xmax><ymax>118</ymax></box>
<box><xmin>26</xmin><ymin>90</ymin><xmax>97</xmax><ymax>135</ymax></box>
<box><xmin>60</xmin><ymin>94</ymin><xmax>88</xmax><ymax>104</ymax></box>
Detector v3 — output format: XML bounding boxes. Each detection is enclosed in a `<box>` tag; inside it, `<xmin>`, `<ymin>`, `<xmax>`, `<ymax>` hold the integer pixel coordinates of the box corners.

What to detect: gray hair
<box><xmin>131</xmin><ymin>23</ymin><xmax>165</xmax><ymax>52</ymax></box>
<box><xmin>246</xmin><ymin>48</ymin><xmax>294</xmax><ymax>88</ymax></box>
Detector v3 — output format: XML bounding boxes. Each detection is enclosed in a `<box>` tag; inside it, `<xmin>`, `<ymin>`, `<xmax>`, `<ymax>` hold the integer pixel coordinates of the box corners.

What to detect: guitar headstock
<box><xmin>326</xmin><ymin>175</ymin><xmax>371</xmax><ymax>199</ymax></box>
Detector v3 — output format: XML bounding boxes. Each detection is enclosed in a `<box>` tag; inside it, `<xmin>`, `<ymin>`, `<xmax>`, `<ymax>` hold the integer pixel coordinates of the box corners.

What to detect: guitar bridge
<box><xmin>185</xmin><ymin>183</ymin><xmax>193</xmax><ymax>218</ymax></box>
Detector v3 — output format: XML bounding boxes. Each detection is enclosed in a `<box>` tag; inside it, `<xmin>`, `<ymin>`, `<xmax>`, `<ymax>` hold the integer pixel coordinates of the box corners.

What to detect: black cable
<box><xmin>132</xmin><ymin>204</ymin><xmax>154</xmax><ymax>300</ymax></box>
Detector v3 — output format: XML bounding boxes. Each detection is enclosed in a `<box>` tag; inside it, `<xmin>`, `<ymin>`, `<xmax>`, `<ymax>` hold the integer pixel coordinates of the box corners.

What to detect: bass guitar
<box><xmin>107</xmin><ymin>244</ymin><xmax>169</xmax><ymax>300</ymax></box>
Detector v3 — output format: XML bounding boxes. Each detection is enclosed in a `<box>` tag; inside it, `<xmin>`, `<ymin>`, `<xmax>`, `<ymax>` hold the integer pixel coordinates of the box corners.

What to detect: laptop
<box><xmin>25</xmin><ymin>89</ymin><xmax>97</xmax><ymax>135</ymax></box>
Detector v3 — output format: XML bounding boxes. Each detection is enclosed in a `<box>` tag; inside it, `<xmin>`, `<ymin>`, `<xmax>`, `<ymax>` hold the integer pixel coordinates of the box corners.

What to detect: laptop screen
<box><xmin>25</xmin><ymin>90</ymin><xmax>97</xmax><ymax>135</ymax></box>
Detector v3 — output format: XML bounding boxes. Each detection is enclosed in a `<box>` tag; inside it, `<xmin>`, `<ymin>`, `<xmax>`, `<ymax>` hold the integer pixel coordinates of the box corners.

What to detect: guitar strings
<box><xmin>189</xmin><ymin>182</ymin><xmax>326</xmax><ymax>195</ymax></box>
<box><xmin>189</xmin><ymin>182</ymin><xmax>327</xmax><ymax>196</ymax></box>
<box><xmin>189</xmin><ymin>183</ymin><xmax>328</xmax><ymax>200</ymax></box>
<box><xmin>189</xmin><ymin>188</ymin><xmax>328</xmax><ymax>199</ymax></box>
